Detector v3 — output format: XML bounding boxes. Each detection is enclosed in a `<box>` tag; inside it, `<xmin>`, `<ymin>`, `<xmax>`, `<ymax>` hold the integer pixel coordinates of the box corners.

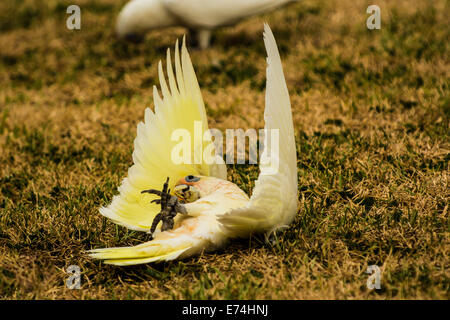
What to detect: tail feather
<box><xmin>87</xmin><ymin>216</ymin><xmax>219</xmax><ymax>265</ymax></box>
<box><xmin>88</xmin><ymin>233</ymin><xmax>196</xmax><ymax>265</ymax></box>
<box><xmin>101</xmin><ymin>248</ymin><xmax>190</xmax><ymax>266</ymax></box>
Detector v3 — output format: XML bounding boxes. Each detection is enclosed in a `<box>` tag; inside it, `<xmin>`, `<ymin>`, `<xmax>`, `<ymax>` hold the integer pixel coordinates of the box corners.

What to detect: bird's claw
<box><xmin>141</xmin><ymin>177</ymin><xmax>186</xmax><ymax>239</ymax></box>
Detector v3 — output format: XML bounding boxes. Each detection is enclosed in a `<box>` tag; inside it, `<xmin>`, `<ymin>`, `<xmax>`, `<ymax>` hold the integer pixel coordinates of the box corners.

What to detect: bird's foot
<box><xmin>188</xmin><ymin>28</ymin><xmax>213</xmax><ymax>50</ymax></box>
<box><xmin>141</xmin><ymin>177</ymin><xmax>187</xmax><ymax>240</ymax></box>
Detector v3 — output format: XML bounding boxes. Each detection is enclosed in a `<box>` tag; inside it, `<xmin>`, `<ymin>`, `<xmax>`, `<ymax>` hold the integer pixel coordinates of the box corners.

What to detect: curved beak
<box><xmin>173</xmin><ymin>184</ymin><xmax>200</xmax><ymax>203</ymax></box>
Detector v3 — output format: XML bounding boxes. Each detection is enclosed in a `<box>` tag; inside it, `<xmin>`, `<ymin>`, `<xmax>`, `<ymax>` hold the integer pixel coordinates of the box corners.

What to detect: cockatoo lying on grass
<box><xmin>116</xmin><ymin>0</ymin><xmax>297</xmax><ymax>48</ymax></box>
<box><xmin>88</xmin><ymin>24</ymin><xmax>298</xmax><ymax>266</ymax></box>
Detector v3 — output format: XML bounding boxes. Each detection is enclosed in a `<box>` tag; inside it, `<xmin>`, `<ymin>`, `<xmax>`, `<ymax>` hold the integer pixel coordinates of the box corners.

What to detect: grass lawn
<box><xmin>0</xmin><ymin>0</ymin><xmax>448</xmax><ymax>299</ymax></box>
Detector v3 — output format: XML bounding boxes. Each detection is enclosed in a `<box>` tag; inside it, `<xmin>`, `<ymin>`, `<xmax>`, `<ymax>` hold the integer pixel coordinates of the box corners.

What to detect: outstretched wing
<box><xmin>218</xmin><ymin>24</ymin><xmax>298</xmax><ymax>237</ymax></box>
<box><xmin>101</xmin><ymin>38</ymin><xmax>226</xmax><ymax>231</ymax></box>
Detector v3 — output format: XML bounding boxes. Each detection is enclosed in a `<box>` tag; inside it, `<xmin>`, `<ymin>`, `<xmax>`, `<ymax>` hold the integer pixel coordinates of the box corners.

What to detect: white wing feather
<box><xmin>218</xmin><ymin>24</ymin><xmax>298</xmax><ymax>236</ymax></box>
<box><xmin>162</xmin><ymin>0</ymin><xmax>296</xmax><ymax>29</ymax></box>
<box><xmin>100</xmin><ymin>38</ymin><xmax>226</xmax><ymax>232</ymax></box>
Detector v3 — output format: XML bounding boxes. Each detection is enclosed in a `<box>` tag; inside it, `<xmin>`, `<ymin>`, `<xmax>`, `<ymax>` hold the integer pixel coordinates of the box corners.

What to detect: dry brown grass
<box><xmin>0</xmin><ymin>0</ymin><xmax>449</xmax><ymax>299</ymax></box>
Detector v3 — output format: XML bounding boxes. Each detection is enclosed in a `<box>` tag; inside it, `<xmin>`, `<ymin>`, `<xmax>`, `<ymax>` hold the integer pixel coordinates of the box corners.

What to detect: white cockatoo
<box><xmin>116</xmin><ymin>0</ymin><xmax>297</xmax><ymax>48</ymax></box>
<box><xmin>88</xmin><ymin>24</ymin><xmax>298</xmax><ymax>266</ymax></box>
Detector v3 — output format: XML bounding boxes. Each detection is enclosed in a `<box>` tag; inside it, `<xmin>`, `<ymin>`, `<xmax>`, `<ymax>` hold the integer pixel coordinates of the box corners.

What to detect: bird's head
<box><xmin>173</xmin><ymin>175</ymin><xmax>223</xmax><ymax>203</ymax></box>
<box><xmin>115</xmin><ymin>0</ymin><xmax>178</xmax><ymax>40</ymax></box>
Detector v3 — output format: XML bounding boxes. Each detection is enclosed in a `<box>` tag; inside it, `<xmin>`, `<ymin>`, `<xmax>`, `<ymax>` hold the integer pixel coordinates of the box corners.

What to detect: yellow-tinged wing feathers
<box><xmin>99</xmin><ymin>38</ymin><xmax>226</xmax><ymax>232</ymax></box>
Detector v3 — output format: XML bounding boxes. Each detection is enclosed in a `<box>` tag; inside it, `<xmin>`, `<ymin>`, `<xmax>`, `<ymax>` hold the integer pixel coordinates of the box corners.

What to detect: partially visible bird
<box><xmin>88</xmin><ymin>24</ymin><xmax>298</xmax><ymax>266</ymax></box>
<box><xmin>116</xmin><ymin>0</ymin><xmax>297</xmax><ymax>48</ymax></box>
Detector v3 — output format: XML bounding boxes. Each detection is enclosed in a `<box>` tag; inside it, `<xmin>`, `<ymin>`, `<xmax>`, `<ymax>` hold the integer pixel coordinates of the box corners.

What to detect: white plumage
<box><xmin>218</xmin><ymin>26</ymin><xmax>298</xmax><ymax>237</ymax></box>
<box><xmin>116</xmin><ymin>0</ymin><xmax>297</xmax><ymax>48</ymax></box>
<box><xmin>89</xmin><ymin>24</ymin><xmax>298</xmax><ymax>265</ymax></box>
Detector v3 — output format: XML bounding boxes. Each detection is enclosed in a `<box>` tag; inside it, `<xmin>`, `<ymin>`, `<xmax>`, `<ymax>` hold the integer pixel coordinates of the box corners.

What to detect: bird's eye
<box><xmin>185</xmin><ymin>175</ymin><xmax>200</xmax><ymax>182</ymax></box>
